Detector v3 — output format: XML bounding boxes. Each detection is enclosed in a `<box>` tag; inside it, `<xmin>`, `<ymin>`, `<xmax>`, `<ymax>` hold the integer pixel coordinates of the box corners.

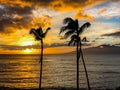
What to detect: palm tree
<box><xmin>78</xmin><ymin>23</ymin><xmax>91</xmax><ymax>90</ymax></box>
<box><xmin>79</xmin><ymin>39</ymin><xmax>91</xmax><ymax>90</ymax></box>
<box><xmin>59</xmin><ymin>17</ymin><xmax>91</xmax><ymax>90</ymax></box>
<box><xmin>29</xmin><ymin>27</ymin><xmax>51</xmax><ymax>90</ymax></box>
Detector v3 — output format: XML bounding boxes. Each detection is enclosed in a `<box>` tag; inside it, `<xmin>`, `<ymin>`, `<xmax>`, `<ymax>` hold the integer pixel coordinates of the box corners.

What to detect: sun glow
<box><xmin>18</xmin><ymin>36</ymin><xmax>36</xmax><ymax>46</ymax></box>
<box><xmin>23</xmin><ymin>48</ymin><xmax>33</xmax><ymax>54</ymax></box>
<box><xmin>22</xmin><ymin>41</ymin><xmax>34</xmax><ymax>46</ymax></box>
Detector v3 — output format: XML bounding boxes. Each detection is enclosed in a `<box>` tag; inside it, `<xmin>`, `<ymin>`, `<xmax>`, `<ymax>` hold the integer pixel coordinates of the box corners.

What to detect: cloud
<box><xmin>1</xmin><ymin>0</ymin><xmax>119</xmax><ymax>30</ymax></box>
<box><xmin>0</xmin><ymin>0</ymin><xmax>103</xmax><ymax>10</ymax></box>
<box><xmin>0</xmin><ymin>0</ymin><xmax>120</xmax><ymax>51</ymax></box>
<box><xmin>102</xmin><ymin>31</ymin><xmax>120</xmax><ymax>37</ymax></box>
<box><xmin>1</xmin><ymin>0</ymin><xmax>120</xmax><ymax>12</ymax></box>
<box><xmin>31</xmin><ymin>15</ymin><xmax>52</xmax><ymax>29</ymax></box>
<box><xmin>75</xmin><ymin>10</ymin><xmax>95</xmax><ymax>21</ymax></box>
<box><xmin>0</xmin><ymin>3</ymin><xmax>52</xmax><ymax>33</ymax></box>
<box><xmin>0</xmin><ymin>42</ymin><xmax>69</xmax><ymax>50</ymax></box>
<box><xmin>0</xmin><ymin>0</ymin><xmax>108</xmax><ymax>22</ymax></box>
<box><xmin>86</xmin><ymin>1</ymin><xmax>120</xmax><ymax>19</ymax></box>
<box><xmin>98</xmin><ymin>7</ymin><xmax>107</xmax><ymax>15</ymax></box>
<box><xmin>114</xmin><ymin>43</ymin><xmax>120</xmax><ymax>46</ymax></box>
<box><xmin>0</xmin><ymin>44</ymin><xmax>41</xmax><ymax>50</ymax></box>
<box><xmin>0</xmin><ymin>5</ymin><xmax>33</xmax><ymax>33</ymax></box>
<box><xmin>95</xmin><ymin>37</ymin><xmax>105</xmax><ymax>40</ymax></box>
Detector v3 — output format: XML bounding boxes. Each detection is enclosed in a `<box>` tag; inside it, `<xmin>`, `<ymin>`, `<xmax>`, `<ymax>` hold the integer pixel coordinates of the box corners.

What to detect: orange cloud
<box><xmin>0</xmin><ymin>0</ymin><xmax>31</xmax><ymax>7</ymax></box>
<box><xmin>75</xmin><ymin>10</ymin><xmax>95</xmax><ymax>21</ymax></box>
<box><xmin>31</xmin><ymin>15</ymin><xmax>52</xmax><ymax>29</ymax></box>
<box><xmin>98</xmin><ymin>7</ymin><xmax>107</xmax><ymax>15</ymax></box>
<box><xmin>0</xmin><ymin>0</ymin><xmax>107</xmax><ymax>22</ymax></box>
<box><xmin>0</xmin><ymin>0</ymin><xmax>107</xmax><ymax>11</ymax></box>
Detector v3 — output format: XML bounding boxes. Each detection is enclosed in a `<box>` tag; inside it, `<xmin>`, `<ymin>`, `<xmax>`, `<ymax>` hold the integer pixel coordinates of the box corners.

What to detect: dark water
<box><xmin>0</xmin><ymin>54</ymin><xmax>120</xmax><ymax>89</ymax></box>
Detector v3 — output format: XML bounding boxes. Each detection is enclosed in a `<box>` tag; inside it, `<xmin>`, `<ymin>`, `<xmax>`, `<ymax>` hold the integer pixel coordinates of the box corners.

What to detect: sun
<box><xmin>23</xmin><ymin>48</ymin><xmax>33</xmax><ymax>54</ymax></box>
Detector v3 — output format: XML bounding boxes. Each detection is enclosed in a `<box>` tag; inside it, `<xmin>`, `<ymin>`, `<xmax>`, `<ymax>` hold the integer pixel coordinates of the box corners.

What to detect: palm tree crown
<box><xmin>30</xmin><ymin>27</ymin><xmax>51</xmax><ymax>40</ymax></box>
<box><xmin>60</xmin><ymin>17</ymin><xmax>91</xmax><ymax>45</ymax></box>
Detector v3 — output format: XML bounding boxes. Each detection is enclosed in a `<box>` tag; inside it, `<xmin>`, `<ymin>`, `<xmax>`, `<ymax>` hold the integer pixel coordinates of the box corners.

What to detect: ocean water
<box><xmin>0</xmin><ymin>54</ymin><xmax>120</xmax><ymax>89</ymax></box>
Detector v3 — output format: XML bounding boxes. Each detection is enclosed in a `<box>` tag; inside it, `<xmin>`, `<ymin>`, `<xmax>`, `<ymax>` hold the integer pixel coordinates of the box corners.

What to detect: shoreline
<box><xmin>0</xmin><ymin>86</ymin><xmax>120</xmax><ymax>90</ymax></box>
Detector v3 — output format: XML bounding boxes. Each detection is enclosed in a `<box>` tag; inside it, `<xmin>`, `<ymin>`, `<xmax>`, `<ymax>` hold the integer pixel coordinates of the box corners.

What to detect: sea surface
<box><xmin>0</xmin><ymin>54</ymin><xmax>120</xmax><ymax>89</ymax></box>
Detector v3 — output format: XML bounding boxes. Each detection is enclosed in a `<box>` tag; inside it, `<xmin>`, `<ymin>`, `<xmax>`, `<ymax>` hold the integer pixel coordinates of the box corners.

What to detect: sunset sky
<box><xmin>0</xmin><ymin>0</ymin><xmax>120</xmax><ymax>54</ymax></box>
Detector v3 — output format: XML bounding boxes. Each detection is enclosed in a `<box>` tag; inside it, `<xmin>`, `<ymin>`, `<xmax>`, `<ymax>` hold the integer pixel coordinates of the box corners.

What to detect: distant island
<box><xmin>83</xmin><ymin>44</ymin><xmax>120</xmax><ymax>54</ymax></box>
<box><xmin>69</xmin><ymin>44</ymin><xmax>120</xmax><ymax>55</ymax></box>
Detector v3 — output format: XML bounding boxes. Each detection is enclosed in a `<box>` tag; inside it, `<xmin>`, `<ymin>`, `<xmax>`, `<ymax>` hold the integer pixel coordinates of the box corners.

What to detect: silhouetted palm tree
<box><xmin>79</xmin><ymin>26</ymin><xmax>91</xmax><ymax>90</ymax></box>
<box><xmin>29</xmin><ymin>27</ymin><xmax>51</xmax><ymax>90</ymax></box>
<box><xmin>60</xmin><ymin>17</ymin><xmax>91</xmax><ymax>90</ymax></box>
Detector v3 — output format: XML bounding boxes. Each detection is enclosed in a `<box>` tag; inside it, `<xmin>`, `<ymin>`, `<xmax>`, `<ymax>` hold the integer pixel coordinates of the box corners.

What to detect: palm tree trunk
<box><xmin>79</xmin><ymin>38</ymin><xmax>91</xmax><ymax>90</ymax></box>
<box><xmin>39</xmin><ymin>39</ymin><xmax>43</xmax><ymax>90</ymax></box>
<box><xmin>76</xmin><ymin>32</ymin><xmax>79</xmax><ymax>90</ymax></box>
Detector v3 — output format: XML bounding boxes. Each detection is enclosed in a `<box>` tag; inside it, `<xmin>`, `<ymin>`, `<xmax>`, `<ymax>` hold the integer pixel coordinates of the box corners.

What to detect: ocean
<box><xmin>0</xmin><ymin>54</ymin><xmax>120</xmax><ymax>89</ymax></box>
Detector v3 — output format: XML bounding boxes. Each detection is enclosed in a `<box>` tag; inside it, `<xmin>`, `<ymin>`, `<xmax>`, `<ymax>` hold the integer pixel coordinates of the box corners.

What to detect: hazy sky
<box><xmin>0</xmin><ymin>0</ymin><xmax>120</xmax><ymax>54</ymax></box>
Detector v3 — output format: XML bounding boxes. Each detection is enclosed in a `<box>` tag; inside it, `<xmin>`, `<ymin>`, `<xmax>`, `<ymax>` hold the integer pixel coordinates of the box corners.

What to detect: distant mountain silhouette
<box><xmin>83</xmin><ymin>44</ymin><xmax>120</xmax><ymax>54</ymax></box>
<box><xmin>69</xmin><ymin>44</ymin><xmax>120</xmax><ymax>54</ymax></box>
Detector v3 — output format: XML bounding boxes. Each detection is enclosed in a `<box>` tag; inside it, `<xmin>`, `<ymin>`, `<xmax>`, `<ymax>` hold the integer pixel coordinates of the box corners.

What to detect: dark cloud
<box><xmin>95</xmin><ymin>37</ymin><xmax>105</xmax><ymax>40</ymax></box>
<box><xmin>0</xmin><ymin>6</ymin><xmax>5</xmax><ymax>17</ymax></box>
<box><xmin>0</xmin><ymin>43</ymin><xmax>67</xmax><ymax>50</ymax></box>
<box><xmin>63</xmin><ymin>0</ymin><xmax>86</xmax><ymax>3</ymax></box>
<box><xmin>102</xmin><ymin>31</ymin><xmax>120</xmax><ymax>37</ymax></box>
<box><xmin>23</xmin><ymin>0</ymin><xmax>87</xmax><ymax>6</ymax></box>
<box><xmin>0</xmin><ymin>4</ymin><xmax>33</xmax><ymax>33</ymax></box>
<box><xmin>0</xmin><ymin>16</ymin><xmax>32</xmax><ymax>33</ymax></box>
<box><xmin>0</xmin><ymin>0</ymin><xmax>105</xmax><ymax>11</ymax></box>
<box><xmin>5</xmin><ymin>5</ymin><xmax>32</xmax><ymax>15</ymax></box>
<box><xmin>108</xmin><ymin>0</ymin><xmax>120</xmax><ymax>2</ymax></box>
<box><xmin>1</xmin><ymin>0</ymin><xmax>120</xmax><ymax>11</ymax></box>
<box><xmin>51</xmin><ymin>43</ymin><xmax>67</xmax><ymax>46</ymax></box>
<box><xmin>0</xmin><ymin>44</ymin><xmax>40</xmax><ymax>50</ymax></box>
<box><xmin>82</xmin><ymin>43</ymin><xmax>92</xmax><ymax>46</ymax></box>
<box><xmin>114</xmin><ymin>43</ymin><xmax>120</xmax><ymax>45</ymax></box>
<box><xmin>23</xmin><ymin>0</ymin><xmax>53</xmax><ymax>6</ymax></box>
<box><xmin>0</xmin><ymin>3</ymin><xmax>52</xmax><ymax>33</ymax></box>
<box><xmin>115</xmin><ymin>43</ymin><xmax>120</xmax><ymax>45</ymax></box>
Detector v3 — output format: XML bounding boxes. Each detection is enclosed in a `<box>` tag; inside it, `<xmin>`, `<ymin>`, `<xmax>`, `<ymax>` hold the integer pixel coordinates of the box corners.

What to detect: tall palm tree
<box><xmin>79</xmin><ymin>39</ymin><xmax>91</xmax><ymax>90</ymax></box>
<box><xmin>78</xmin><ymin>23</ymin><xmax>91</xmax><ymax>90</ymax></box>
<box><xmin>59</xmin><ymin>17</ymin><xmax>91</xmax><ymax>90</ymax></box>
<box><xmin>29</xmin><ymin>27</ymin><xmax>51</xmax><ymax>90</ymax></box>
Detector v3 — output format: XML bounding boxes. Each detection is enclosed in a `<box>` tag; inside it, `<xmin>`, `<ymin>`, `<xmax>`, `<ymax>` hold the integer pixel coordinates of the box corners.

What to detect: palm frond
<box><xmin>82</xmin><ymin>37</ymin><xmax>87</xmax><ymax>42</ymax></box>
<box><xmin>64</xmin><ymin>30</ymin><xmax>75</xmax><ymax>39</ymax></box>
<box><xmin>59</xmin><ymin>26</ymin><xmax>67</xmax><ymax>34</ymax></box>
<box><xmin>68</xmin><ymin>37</ymin><xmax>74</xmax><ymax>46</ymax></box>
<box><xmin>60</xmin><ymin>18</ymin><xmax>79</xmax><ymax>35</ymax></box>
<box><xmin>64</xmin><ymin>18</ymin><xmax>78</xmax><ymax>30</ymax></box>
<box><xmin>36</xmin><ymin>27</ymin><xmax>43</xmax><ymax>36</ymax></box>
<box><xmin>75</xmin><ymin>19</ymin><xmax>79</xmax><ymax>30</ymax></box>
<box><xmin>63</xmin><ymin>17</ymin><xmax>74</xmax><ymax>24</ymax></box>
<box><xmin>71</xmin><ymin>35</ymin><xmax>79</xmax><ymax>40</ymax></box>
<box><xmin>46</xmin><ymin>27</ymin><xmax>51</xmax><ymax>31</ymax></box>
<box><xmin>29</xmin><ymin>28</ymin><xmax>42</xmax><ymax>40</ymax></box>
<box><xmin>59</xmin><ymin>26</ymin><xmax>74</xmax><ymax>34</ymax></box>
<box><xmin>35</xmin><ymin>36</ymin><xmax>41</xmax><ymax>40</ymax></box>
<box><xmin>66</xmin><ymin>19</ymin><xmax>78</xmax><ymax>31</ymax></box>
<box><xmin>29</xmin><ymin>28</ymin><xmax>35</xmax><ymax>34</ymax></box>
<box><xmin>68</xmin><ymin>39</ymin><xmax>74</xmax><ymax>45</ymax></box>
<box><xmin>68</xmin><ymin>35</ymin><xmax>80</xmax><ymax>46</ymax></box>
<box><xmin>78</xmin><ymin>22</ymin><xmax>91</xmax><ymax>35</ymax></box>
